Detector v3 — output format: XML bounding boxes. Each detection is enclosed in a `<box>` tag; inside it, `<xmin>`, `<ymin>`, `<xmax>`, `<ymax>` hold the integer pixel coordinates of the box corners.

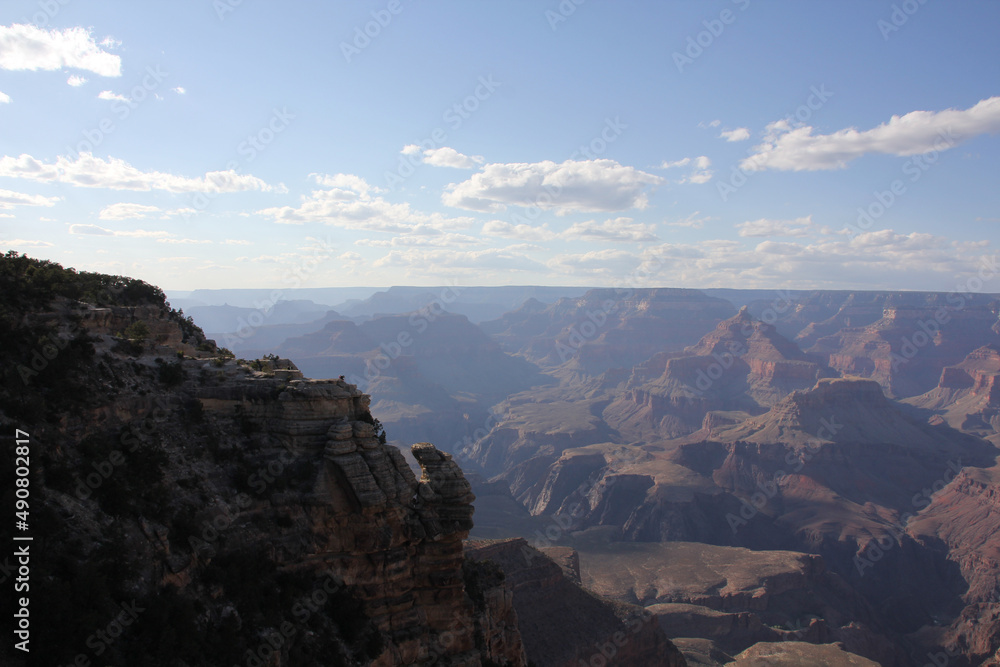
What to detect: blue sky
<box><xmin>1</xmin><ymin>1</ymin><xmax>999</xmax><ymax>291</ymax></box>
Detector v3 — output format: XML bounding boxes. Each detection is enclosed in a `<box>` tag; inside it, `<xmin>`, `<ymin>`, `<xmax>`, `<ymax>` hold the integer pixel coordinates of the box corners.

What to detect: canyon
<box><xmin>5</xmin><ymin>256</ymin><xmax>1000</xmax><ymax>666</ymax></box>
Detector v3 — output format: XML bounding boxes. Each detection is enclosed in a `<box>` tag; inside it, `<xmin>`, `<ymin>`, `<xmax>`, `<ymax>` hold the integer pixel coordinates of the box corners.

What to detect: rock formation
<box><xmin>602</xmin><ymin>307</ymin><xmax>833</xmax><ymax>441</ymax></box>
<box><xmin>806</xmin><ymin>301</ymin><xmax>999</xmax><ymax>398</ymax></box>
<box><xmin>0</xmin><ymin>258</ymin><xmax>530</xmax><ymax>667</ymax></box>
<box><xmin>465</xmin><ymin>538</ymin><xmax>687</xmax><ymax>667</ymax></box>
<box><xmin>905</xmin><ymin>342</ymin><xmax>1000</xmax><ymax>437</ymax></box>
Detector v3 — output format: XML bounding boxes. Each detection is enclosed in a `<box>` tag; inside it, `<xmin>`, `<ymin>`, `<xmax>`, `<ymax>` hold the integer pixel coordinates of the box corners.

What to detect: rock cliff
<box><xmin>602</xmin><ymin>307</ymin><xmax>832</xmax><ymax>441</ymax></box>
<box><xmin>905</xmin><ymin>343</ymin><xmax>1000</xmax><ymax>437</ymax></box>
<box><xmin>0</xmin><ymin>257</ymin><xmax>529</xmax><ymax>666</ymax></box>
<box><xmin>465</xmin><ymin>538</ymin><xmax>687</xmax><ymax>667</ymax></box>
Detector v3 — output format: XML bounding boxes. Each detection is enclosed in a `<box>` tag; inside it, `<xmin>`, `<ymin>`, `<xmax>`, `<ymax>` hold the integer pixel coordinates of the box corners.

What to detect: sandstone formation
<box><xmin>465</xmin><ymin>538</ymin><xmax>687</xmax><ymax>667</ymax></box>
<box><xmin>0</xmin><ymin>266</ymin><xmax>530</xmax><ymax>666</ymax></box>
<box><xmin>602</xmin><ymin>307</ymin><xmax>832</xmax><ymax>441</ymax></box>
<box><xmin>272</xmin><ymin>312</ymin><xmax>550</xmax><ymax>458</ymax></box>
<box><xmin>805</xmin><ymin>300</ymin><xmax>999</xmax><ymax>398</ymax></box>
<box><xmin>905</xmin><ymin>342</ymin><xmax>1000</xmax><ymax>437</ymax></box>
<box><xmin>575</xmin><ymin>540</ymin><xmax>899</xmax><ymax>665</ymax></box>
<box><xmin>728</xmin><ymin>641</ymin><xmax>881</xmax><ymax>666</ymax></box>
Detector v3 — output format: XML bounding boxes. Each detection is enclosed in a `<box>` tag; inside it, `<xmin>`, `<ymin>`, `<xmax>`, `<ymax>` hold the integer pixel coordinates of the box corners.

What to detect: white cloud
<box><xmin>720</xmin><ymin>127</ymin><xmax>750</xmax><ymax>142</ymax></box>
<box><xmin>0</xmin><ymin>239</ymin><xmax>53</xmax><ymax>247</ymax></box>
<box><xmin>660</xmin><ymin>157</ymin><xmax>691</xmax><ymax>169</ymax></box>
<box><xmin>547</xmin><ymin>248</ymin><xmax>644</xmax><ymax>276</ymax></box>
<box><xmin>0</xmin><ymin>188</ymin><xmax>59</xmax><ymax>209</ymax></box>
<box><xmin>736</xmin><ymin>216</ymin><xmax>816</xmax><ymax>238</ymax></box>
<box><xmin>564</xmin><ymin>217</ymin><xmax>658</xmax><ymax>243</ymax></box>
<box><xmin>223</xmin><ymin>239</ymin><xmax>252</xmax><ymax>246</ymax></box>
<box><xmin>99</xmin><ymin>36</ymin><xmax>122</xmax><ymax>50</ymax></box>
<box><xmin>172</xmin><ymin>86</ymin><xmax>186</xmax><ymax>94</ymax></box>
<box><xmin>686</xmin><ymin>156</ymin><xmax>713</xmax><ymax>183</ymax></box>
<box><xmin>97</xmin><ymin>90</ymin><xmax>128</xmax><ymax>102</ymax></box>
<box><xmin>69</xmin><ymin>224</ymin><xmax>113</xmax><ymax>236</ymax></box>
<box><xmin>99</xmin><ymin>203</ymin><xmax>161</xmax><ymax>220</ymax></box>
<box><xmin>699</xmin><ymin>120</ymin><xmax>722</xmax><ymax>129</ymax></box>
<box><xmin>258</xmin><ymin>173</ymin><xmax>474</xmax><ymax>234</ymax></box>
<box><xmin>443</xmin><ymin>159</ymin><xmax>663</xmax><ymax>214</ymax></box>
<box><xmin>374</xmin><ymin>246</ymin><xmax>546</xmax><ymax>274</ymax></box>
<box><xmin>665</xmin><ymin>211</ymin><xmax>711</xmax><ymax>229</ymax></box>
<box><xmin>0</xmin><ymin>24</ymin><xmax>121</xmax><ymax>76</ymax></box>
<box><xmin>157</xmin><ymin>238</ymin><xmax>212</xmax><ymax>245</ymax></box>
<box><xmin>662</xmin><ymin>156</ymin><xmax>712</xmax><ymax>184</ymax></box>
<box><xmin>356</xmin><ymin>232</ymin><xmax>481</xmax><ymax>248</ymax></box>
<box><xmin>400</xmin><ymin>144</ymin><xmax>422</xmax><ymax>156</ymax></box>
<box><xmin>0</xmin><ymin>153</ymin><xmax>277</xmax><ymax>193</ymax></box>
<box><xmin>646</xmin><ymin>229</ymin><xmax>992</xmax><ymax>290</ymax></box>
<box><xmin>482</xmin><ymin>217</ymin><xmax>657</xmax><ymax>243</ymax></box>
<box><xmin>421</xmin><ymin>146</ymin><xmax>484</xmax><ymax>169</ymax></box>
<box><xmin>0</xmin><ymin>91</ymin><xmax>9</xmax><ymax>104</ymax></box>
<box><xmin>67</xmin><ymin>74</ymin><xmax>87</xmax><ymax>87</ymax></box>
<box><xmin>742</xmin><ymin>96</ymin><xmax>1000</xmax><ymax>172</ymax></box>
<box><xmin>69</xmin><ymin>224</ymin><xmax>172</xmax><ymax>238</ymax></box>
<box><xmin>482</xmin><ymin>220</ymin><xmax>557</xmax><ymax>242</ymax></box>
<box><xmin>99</xmin><ymin>203</ymin><xmax>196</xmax><ymax>221</ymax></box>
<box><xmin>311</xmin><ymin>172</ymin><xmax>379</xmax><ymax>196</ymax></box>
<box><xmin>754</xmin><ymin>240</ymin><xmax>805</xmax><ymax>255</ymax></box>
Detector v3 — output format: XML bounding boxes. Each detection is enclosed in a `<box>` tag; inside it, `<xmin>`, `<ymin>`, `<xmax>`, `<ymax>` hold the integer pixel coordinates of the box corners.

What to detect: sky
<box><xmin>1</xmin><ymin>1</ymin><xmax>999</xmax><ymax>292</ymax></box>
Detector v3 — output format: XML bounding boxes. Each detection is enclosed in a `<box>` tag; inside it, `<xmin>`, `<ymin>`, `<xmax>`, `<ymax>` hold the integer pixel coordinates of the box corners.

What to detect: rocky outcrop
<box><xmin>728</xmin><ymin>641</ymin><xmax>881</xmax><ymax>666</ymax></box>
<box><xmin>195</xmin><ymin>377</ymin><xmax>525</xmax><ymax>666</ymax></box>
<box><xmin>273</xmin><ymin>311</ymin><xmax>549</xmax><ymax>460</ymax></box>
<box><xmin>806</xmin><ymin>301</ymin><xmax>999</xmax><ymax>398</ymax></box>
<box><xmin>603</xmin><ymin>308</ymin><xmax>831</xmax><ymax>442</ymax></box>
<box><xmin>465</xmin><ymin>538</ymin><xmax>687</xmax><ymax>667</ymax></box>
<box><xmin>1</xmin><ymin>270</ymin><xmax>529</xmax><ymax>667</ymax></box>
<box><xmin>898</xmin><ymin>463</ymin><xmax>1000</xmax><ymax>665</ymax></box>
<box><xmin>905</xmin><ymin>343</ymin><xmax>1000</xmax><ymax>436</ymax></box>
<box><xmin>577</xmin><ymin>541</ymin><xmax>900</xmax><ymax>665</ymax></box>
